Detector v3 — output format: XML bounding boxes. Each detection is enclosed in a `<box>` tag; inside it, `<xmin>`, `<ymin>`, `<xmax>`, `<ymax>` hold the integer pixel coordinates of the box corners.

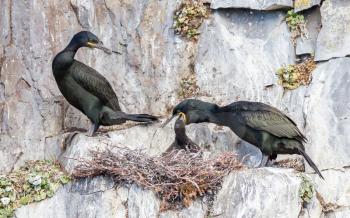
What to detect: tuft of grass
<box><xmin>276</xmin><ymin>58</ymin><xmax>316</xmax><ymax>90</ymax></box>
<box><xmin>173</xmin><ymin>0</ymin><xmax>210</xmax><ymax>41</ymax></box>
<box><xmin>0</xmin><ymin>160</ymin><xmax>70</xmax><ymax>217</ymax></box>
<box><xmin>286</xmin><ymin>10</ymin><xmax>308</xmax><ymax>44</ymax></box>
<box><xmin>298</xmin><ymin>174</ymin><xmax>314</xmax><ymax>205</ymax></box>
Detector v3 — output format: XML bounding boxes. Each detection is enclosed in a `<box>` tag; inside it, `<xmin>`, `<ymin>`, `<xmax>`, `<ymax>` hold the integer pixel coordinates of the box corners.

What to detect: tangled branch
<box><xmin>73</xmin><ymin>146</ymin><xmax>243</xmax><ymax>210</ymax></box>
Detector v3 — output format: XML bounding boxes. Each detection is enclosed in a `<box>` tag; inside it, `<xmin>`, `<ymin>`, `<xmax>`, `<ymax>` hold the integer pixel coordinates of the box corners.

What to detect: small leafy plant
<box><xmin>173</xmin><ymin>0</ymin><xmax>210</xmax><ymax>41</ymax></box>
<box><xmin>276</xmin><ymin>58</ymin><xmax>316</xmax><ymax>90</ymax></box>
<box><xmin>0</xmin><ymin>160</ymin><xmax>70</xmax><ymax>217</ymax></box>
<box><xmin>298</xmin><ymin>174</ymin><xmax>314</xmax><ymax>205</ymax></box>
<box><xmin>286</xmin><ymin>10</ymin><xmax>308</xmax><ymax>44</ymax></box>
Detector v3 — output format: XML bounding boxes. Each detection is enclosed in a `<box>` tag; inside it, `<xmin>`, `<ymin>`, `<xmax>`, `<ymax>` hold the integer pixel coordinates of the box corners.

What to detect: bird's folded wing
<box><xmin>239</xmin><ymin>110</ymin><xmax>306</xmax><ymax>142</ymax></box>
<box><xmin>70</xmin><ymin>61</ymin><xmax>121</xmax><ymax>111</ymax></box>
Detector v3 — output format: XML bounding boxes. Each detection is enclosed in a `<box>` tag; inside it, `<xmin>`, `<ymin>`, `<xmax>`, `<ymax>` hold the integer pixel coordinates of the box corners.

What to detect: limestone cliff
<box><xmin>1</xmin><ymin>0</ymin><xmax>349</xmax><ymax>217</ymax></box>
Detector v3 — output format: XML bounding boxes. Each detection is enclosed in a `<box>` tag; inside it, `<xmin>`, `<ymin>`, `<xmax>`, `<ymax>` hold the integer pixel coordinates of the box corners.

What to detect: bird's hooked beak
<box><xmin>160</xmin><ymin>112</ymin><xmax>187</xmax><ymax>128</ymax></box>
<box><xmin>86</xmin><ymin>41</ymin><xmax>112</xmax><ymax>54</ymax></box>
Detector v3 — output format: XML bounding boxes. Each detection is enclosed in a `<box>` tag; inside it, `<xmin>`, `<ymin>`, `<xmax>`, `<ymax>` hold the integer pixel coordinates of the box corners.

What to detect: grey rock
<box><xmin>294</xmin><ymin>0</ymin><xmax>321</xmax><ymax>12</ymax></box>
<box><xmin>212</xmin><ymin>168</ymin><xmax>303</xmax><ymax>218</ymax></box>
<box><xmin>0</xmin><ymin>0</ymin><xmax>190</xmax><ymax>173</ymax></box>
<box><xmin>128</xmin><ymin>185</ymin><xmax>160</xmax><ymax>218</ymax></box>
<box><xmin>315</xmin><ymin>0</ymin><xmax>350</xmax><ymax>61</ymax></box>
<box><xmin>325</xmin><ymin>210</ymin><xmax>350</xmax><ymax>218</ymax></box>
<box><xmin>159</xmin><ymin>201</ymin><xmax>207</xmax><ymax>218</ymax></box>
<box><xmin>211</xmin><ymin>0</ymin><xmax>293</xmax><ymax>10</ymax></box>
<box><xmin>311</xmin><ymin>169</ymin><xmax>350</xmax><ymax>208</ymax></box>
<box><xmin>296</xmin><ymin>7</ymin><xmax>322</xmax><ymax>56</ymax></box>
<box><xmin>14</xmin><ymin>168</ymin><xmax>309</xmax><ymax>218</ymax></box>
<box><xmin>1</xmin><ymin>0</ymin><xmax>350</xmax><ymax>217</ymax></box>
<box><xmin>15</xmin><ymin>177</ymin><xmax>123</xmax><ymax>218</ymax></box>
<box><xmin>196</xmin><ymin>9</ymin><xmax>295</xmax><ymax>105</ymax></box>
<box><xmin>303</xmin><ymin>58</ymin><xmax>350</xmax><ymax>171</ymax></box>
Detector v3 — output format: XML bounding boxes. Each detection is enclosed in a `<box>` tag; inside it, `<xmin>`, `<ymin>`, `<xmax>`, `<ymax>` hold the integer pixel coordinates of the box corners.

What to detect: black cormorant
<box><xmin>52</xmin><ymin>31</ymin><xmax>158</xmax><ymax>135</ymax></box>
<box><xmin>165</xmin><ymin>113</ymin><xmax>199</xmax><ymax>152</ymax></box>
<box><xmin>164</xmin><ymin>99</ymin><xmax>324</xmax><ymax>179</ymax></box>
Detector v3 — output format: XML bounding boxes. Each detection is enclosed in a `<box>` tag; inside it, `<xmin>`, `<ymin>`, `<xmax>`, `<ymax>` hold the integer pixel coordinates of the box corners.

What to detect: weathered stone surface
<box><xmin>0</xmin><ymin>0</ymin><xmax>190</xmax><ymax>173</ymax></box>
<box><xmin>294</xmin><ymin>0</ymin><xmax>321</xmax><ymax>12</ymax></box>
<box><xmin>15</xmin><ymin>168</ymin><xmax>308</xmax><ymax>218</ymax></box>
<box><xmin>196</xmin><ymin>9</ymin><xmax>295</xmax><ymax>106</ymax></box>
<box><xmin>304</xmin><ymin>58</ymin><xmax>350</xmax><ymax>171</ymax></box>
<box><xmin>211</xmin><ymin>0</ymin><xmax>293</xmax><ymax>10</ymax></box>
<box><xmin>15</xmin><ymin>176</ymin><xmax>122</xmax><ymax>218</ymax></box>
<box><xmin>128</xmin><ymin>185</ymin><xmax>160</xmax><ymax>218</ymax></box>
<box><xmin>296</xmin><ymin>7</ymin><xmax>321</xmax><ymax>55</ymax></box>
<box><xmin>212</xmin><ymin>168</ymin><xmax>302</xmax><ymax>218</ymax></box>
<box><xmin>312</xmin><ymin>169</ymin><xmax>350</xmax><ymax>208</ymax></box>
<box><xmin>1</xmin><ymin>0</ymin><xmax>350</xmax><ymax>217</ymax></box>
<box><xmin>315</xmin><ymin>0</ymin><xmax>350</xmax><ymax>61</ymax></box>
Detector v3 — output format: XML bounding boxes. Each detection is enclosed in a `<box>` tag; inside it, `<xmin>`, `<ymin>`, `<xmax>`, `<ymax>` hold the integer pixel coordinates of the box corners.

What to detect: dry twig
<box><xmin>73</xmin><ymin>147</ymin><xmax>242</xmax><ymax>211</ymax></box>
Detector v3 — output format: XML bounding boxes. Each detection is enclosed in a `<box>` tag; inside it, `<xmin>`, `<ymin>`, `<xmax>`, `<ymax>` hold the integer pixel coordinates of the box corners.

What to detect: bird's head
<box><xmin>71</xmin><ymin>31</ymin><xmax>112</xmax><ymax>54</ymax></box>
<box><xmin>161</xmin><ymin>99</ymin><xmax>218</xmax><ymax>127</ymax></box>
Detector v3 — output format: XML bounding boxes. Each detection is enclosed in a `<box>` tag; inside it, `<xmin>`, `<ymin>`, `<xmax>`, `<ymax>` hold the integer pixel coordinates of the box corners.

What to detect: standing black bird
<box><xmin>52</xmin><ymin>31</ymin><xmax>158</xmax><ymax>135</ymax></box>
<box><xmin>164</xmin><ymin>99</ymin><xmax>324</xmax><ymax>179</ymax></box>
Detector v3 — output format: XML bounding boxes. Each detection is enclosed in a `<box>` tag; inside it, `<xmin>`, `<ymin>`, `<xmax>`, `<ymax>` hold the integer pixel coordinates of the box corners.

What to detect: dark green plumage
<box><xmin>52</xmin><ymin>31</ymin><xmax>158</xmax><ymax>135</ymax></box>
<box><xmin>169</xmin><ymin>99</ymin><xmax>324</xmax><ymax>179</ymax></box>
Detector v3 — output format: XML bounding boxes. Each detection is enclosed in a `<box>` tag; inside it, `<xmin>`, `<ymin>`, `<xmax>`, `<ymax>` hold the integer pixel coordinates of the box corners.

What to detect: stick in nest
<box><xmin>72</xmin><ymin>146</ymin><xmax>243</xmax><ymax>211</ymax></box>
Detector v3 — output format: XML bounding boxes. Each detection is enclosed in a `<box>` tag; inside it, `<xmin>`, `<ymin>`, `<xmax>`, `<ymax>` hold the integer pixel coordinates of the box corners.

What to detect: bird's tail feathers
<box><xmin>298</xmin><ymin>147</ymin><xmax>324</xmax><ymax>180</ymax></box>
<box><xmin>122</xmin><ymin>113</ymin><xmax>158</xmax><ymax>123</ymax></box>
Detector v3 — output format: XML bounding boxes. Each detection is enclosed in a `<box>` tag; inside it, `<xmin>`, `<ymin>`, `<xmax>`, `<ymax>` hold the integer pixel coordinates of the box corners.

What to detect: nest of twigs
<box><xmin>73</xmin><ymin>147</ymin><xmax>243</xmax><ymax>211</ymax></box>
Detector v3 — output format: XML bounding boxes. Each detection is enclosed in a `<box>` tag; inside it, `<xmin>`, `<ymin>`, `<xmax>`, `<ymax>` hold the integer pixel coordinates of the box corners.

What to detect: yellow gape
<box><xmin>86</xmin><ymin>42</ymin><xmax>96</xmax><ymax>48</ymax></box>
<box><xmin>178</xmin><ymin>112</ymin><xmax>187</xmax><ymax>124</ymax></box>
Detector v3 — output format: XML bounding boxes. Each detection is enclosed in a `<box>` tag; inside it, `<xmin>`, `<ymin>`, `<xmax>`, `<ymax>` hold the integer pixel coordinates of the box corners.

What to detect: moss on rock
<box><xmin>298</xmin><ymin>174</ymin><xmax>314</xmax><ymax>205</ymax></box>
<box><xmin>0</xmin><ymin>160</ymin><xmax>70</xmax><ymax>217</ymax></box>
<box><xmin>276</xmin><ymin>58</ymin><xmax>316</xmax><ymax>90</ymax></box>
<box><xmin>173</xmin><ymin>0</ymin><xmax>210</xmax><ymax>41</ymax></box>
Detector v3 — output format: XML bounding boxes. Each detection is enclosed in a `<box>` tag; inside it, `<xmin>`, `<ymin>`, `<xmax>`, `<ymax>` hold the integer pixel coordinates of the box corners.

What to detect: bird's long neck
<box><xmin>61</xmin><ymin>40</ymin><xmax>81</xmax><ymax>61</ymax></box>
<box><xmin>52</xmin><ymin>40</ymin><xmax>81</xmax><ymax>75</ymax></box>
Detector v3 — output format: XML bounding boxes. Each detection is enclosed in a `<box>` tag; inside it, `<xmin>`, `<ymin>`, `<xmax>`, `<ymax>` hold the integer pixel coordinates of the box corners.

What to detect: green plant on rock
<box><xmin>0</xmin><ymin>160</ymin><xmax>70</xmax><ymax>217</ymax></box>
<box><xmin>298</xmin><ymin>174</ymin><xmax>314</xmax><ymax>205</ymax></box>
<box><xmin>276</xmin><ymin>58</ymin><xmax>316</xmax><ymax>90</ymax></box>
<box><xmin>286</xmin><ymin>10</ymin><xmax>307</xmax><ymax>44</ymax></box>
<box><xmin>173</xmin><ymin>0</ymin><xmax>210</xmax><ymax>41</ymax></box>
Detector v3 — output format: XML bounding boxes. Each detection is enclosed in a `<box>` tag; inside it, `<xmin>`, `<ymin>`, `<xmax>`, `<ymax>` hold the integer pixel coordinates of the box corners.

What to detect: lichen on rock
<box><xmin>0</xmin><ymin>160</ymin><xmax>70</xmax><ymax>217</ymax></box>
<box><xmin>178</xmin><ymin>73</ymin><xmax>200</xmax><ymax>99</ymax></box>
<box><xmin>173</xmin><ymin>0</ymin><xmax>210</xmax><ymax>41</ymax></box>
<box><xmin>276</xmin><ymin>58</ymin><xmax>316</xmax><ymax>90</ymax></box>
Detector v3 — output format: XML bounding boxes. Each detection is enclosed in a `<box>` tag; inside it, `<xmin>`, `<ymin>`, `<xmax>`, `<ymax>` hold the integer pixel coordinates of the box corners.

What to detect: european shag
<box><xmin>166</xmin><ymin>113</ymin><xmax>199</xmax><ymax>153</ymax></box>
<box><xmin>52</xmin><ymin>31</ymin><xmax>158</xmax><ymax>135</ymax></box>
<box><xmin>164</xmin><ymin>99</ymin><xmax>324</xmax><ymax>179</ymax></box>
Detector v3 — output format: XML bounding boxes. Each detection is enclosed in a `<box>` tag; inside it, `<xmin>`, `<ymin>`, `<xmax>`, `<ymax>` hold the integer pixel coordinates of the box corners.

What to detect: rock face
<box><xmin>213</xmin><ymin>168</ymin><xmax>303</xmax><ymax>218</ymax></box>
<box><xmin>1</xmin><ymin>0</ymin><xmax>350</xmax><ymax>217</ymax></box>
<box><xmin>15</xmin><ymin>169</ymin><xmax>307</xmax><ymax>218</ymax></box>
<box><xmin>296</xmin><ymin>7</ymin><xmax>321</xmax><ymax>56</ymax></box>
<box><xmin>211</xmin><ymin>0</ymin><xmax>293</xmax><ymax>10</ymax></box>
<box><xmin>315</xmin><ymin>0</ymin><xmax>350</xmax><ymax>61</ymax></box>
<box><xmin>294</xmin><ymin>0</ymin><xmax>321</xmax><ymax>12</ymax></box>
